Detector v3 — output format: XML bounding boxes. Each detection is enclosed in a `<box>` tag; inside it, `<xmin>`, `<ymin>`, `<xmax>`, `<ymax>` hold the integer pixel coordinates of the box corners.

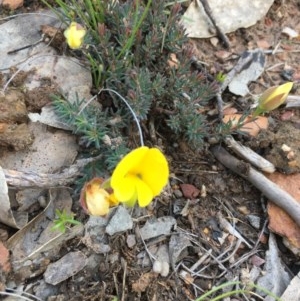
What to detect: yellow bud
<box><xmin>64</xmin><ymin>22</ymin><xmax>86</xmax><ymax>49</ymax></box>
<box><xmin>254</xmin><ymin>82</ymin><xmax>293</xmax><ymax>116</ymax></box>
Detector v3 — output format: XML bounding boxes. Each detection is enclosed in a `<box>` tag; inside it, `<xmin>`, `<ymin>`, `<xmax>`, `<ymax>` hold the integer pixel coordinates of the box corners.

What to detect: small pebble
<box><xmin>126</xmin><ymin>234</ymin><xmax>136</xmax><ymax>248</ymax></box>
<box><xmin>237</xmin><ymin>206</ymin><xmax>250</xmax><ymax>215</ymax></box>
<box><xmin>173</xmin><ymin>189</ymin><xmax>183</xmax><ymax>198</ymax></box>
<box><xmin>247</xmin><ymin>215</ymin><xmax>261</xmax><ymax>229</ymax></box>
<box><xmin>211</xmin><ymin>165</ymin><xmax>218</xmax><ymax>171</ymax></box>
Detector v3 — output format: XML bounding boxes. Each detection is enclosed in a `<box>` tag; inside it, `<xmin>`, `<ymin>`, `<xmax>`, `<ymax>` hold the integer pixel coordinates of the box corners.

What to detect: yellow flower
<box><xmin>111</xmin><ymin>147</ymin><xmax>169</xmax><ymax>207</ymax></box>
<box><xmin>253</xmin><ymin>82</ymin><xmax>293</xmax><ymax>116</ymax></box>
<box><xmin>80</xmin><ymin>178</ymin><xmax>119</xmax><ymax>216</ymax></box>
<box><xmin>64</xmin><ymin>22</ymin><xmax>86</xmax><ymax>49</ymax></box>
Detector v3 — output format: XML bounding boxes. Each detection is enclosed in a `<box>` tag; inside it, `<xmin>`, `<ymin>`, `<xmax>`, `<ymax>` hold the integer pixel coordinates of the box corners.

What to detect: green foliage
<box><xmin>216</xmin><ymin>71</ymin><xmax>226</xmax><ymax>83</ymax></box>
<box><xmin>217</xmin><ymin>109</ymin><xmax>252</xmax><ymax>138</ymax></box>
<box><xmin>194</xmin><ymin>281</ymin><xmax>282</xmax><ymax>301</ymax></box>
<box><xmin>50</xmin><ymin>0</ymin><xmax>218</xmax><ymax>154</ymax></box>
<box><xmin>51</xmin><ymin>209</ymin><xmax>81</xmax><ymax>233</ymax></box>
<box><xmin>52</xmin><ymin>94</ymin><xmax>129</xmax><ymax>174</ymax></box>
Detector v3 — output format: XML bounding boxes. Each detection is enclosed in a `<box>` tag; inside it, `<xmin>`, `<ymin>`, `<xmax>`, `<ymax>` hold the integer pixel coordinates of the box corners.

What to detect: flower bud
<box><xmin>254</xmin><ymin>82</ymin><xmax>293</xmax><ymax>116</ymax></box>
<box><xmin>80</xmin><ymin>178</ymin><xmax>117</xmax><ymax>216</ymax></box>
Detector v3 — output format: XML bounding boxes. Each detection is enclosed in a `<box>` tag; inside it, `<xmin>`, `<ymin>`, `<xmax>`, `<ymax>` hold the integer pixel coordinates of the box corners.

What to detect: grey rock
<box><xmin>169</xmin><ymin>233</ymin><xmax>192</xmax><ymax>269</ymax></box>
<box><xmin>247</xmin><ymin>214</ymin><xmax>261</xmax><ymax>229</ymax></box>
<box><xmin>44</xmin><ymin>251</ymin><xmax>87</xmax><ymax>285</ymax></box>
<box><xmin>126</xmin><ymin>234</ymin><xmax>136</xmax><ymax>248</ymax></box>
<box><xmin>139</xmin><ymin>216</ymin><xmax>176</xmax><ymax>240</ymax></box>
<box><xmin>82</xmin><ymin>215</ymin><xmax>111</xmax><ymax>254</ymax></box>
<box><xmin>0</xmin><ymin>13</ymin><xmax>61</xmax><ymax>70</ymax></box>
<box><xmin>173</xmin><ymin>189</ymin><xmax>183</xmax><ymax>198</ymax></box>
<box><xmin>34</xmin><ymin>280</ymin><xmax>58</xmax><ymax>300</ymax></box>
<box><xmin>228</xmin><ymin>49</ymin><xmax>265</xmax><ymax>96</ymax></box>
<box><xmin>256</xmin><ymin>233</ymin><xmax>291</xmax><ymax>299</ymax></box>
<box><xmin>106</xmin><ymin>206</ymin><xmax>133</xmax><ymax>236</ymax></box>
<box><xmin>0</xmin><ymin>12</ymin><xmax>93</xmax><ymax>131</ymax></box>
<box><xmin>281</xmin><ymin>271</ymin><xmax>300</xmax><ymax>301</ymax></box>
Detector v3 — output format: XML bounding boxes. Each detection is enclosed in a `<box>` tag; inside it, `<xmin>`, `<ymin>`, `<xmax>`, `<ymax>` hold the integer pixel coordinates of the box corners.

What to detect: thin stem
<box><xmin>117</xmin><ymin>0</ymin><xmax>152</xmax><ymax>60</ymax></box>
<box><xmin>0</xmin><ymin>291</ymin><xmax>43</xmax><ymax>301</ymax></box>
<box><xmin>102</xmin><ymin>88</ymin><xmax>144</xmax><ymax>146</ymax></box>
<box><xmin>77</xmin><ymin>88</ymin><xmax>144</xmax><ymax>147</ymax></box>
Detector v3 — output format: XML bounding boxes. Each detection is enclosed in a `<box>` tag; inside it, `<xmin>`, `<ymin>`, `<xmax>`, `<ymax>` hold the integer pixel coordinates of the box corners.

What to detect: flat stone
<box><xmin>182</xmin><ymin>0</ymin><xmax>274</xmax><ymax>38</ymax></box>
<box><xmin>139</xmin><ymin>216</ymin><xmax>176</xmax><ymax>240</ymax></box>
<box><xmin>33</xmin><ymin>280</ymin><xmax>59</xmax><ymax>300</ymax></box>
<box><xmin>281</xmin><ymin>271</ymin><xmax>300</xmax><ymax>301</ymax></box>
<box><xmin>0</xmin><ymin>13</ymin><xmax>60</xmax><ymax>71</ymax></box>
<box><xmin>0</xmin><ymin>12</ymin><xmax>93</xmax><ymax>130</ymax></box>
<box><xmin>44</xmin><ymin>251</ymin><xmax>87</xmax><ymax>285</ymax></box>
<box><xmin>169</xmin><ymin>233</ymin><xmax>192</xmax><ymax>269</ymax></box>
<box><xmin>105</xmin><ymin>206</ymin><xmax>133</xmax><ymax>236</ymax></box>
<box><xmin>228</xmin><ymin>49</ymin><xmax>265</xmax><ymax>96</ymax></box>
<box><xmin>82</xmin><ymin>216</ymin><xmax>111</xmax><ymax>254</ymax></box>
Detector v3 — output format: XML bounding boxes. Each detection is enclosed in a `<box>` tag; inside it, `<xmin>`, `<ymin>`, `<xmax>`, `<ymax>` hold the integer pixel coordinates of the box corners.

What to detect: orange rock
<box><xmin>267</xmin><ymin>172</ymin><xmax>300</xmax><ymax>249</ymax></box>
<box><xmin>257</xmin><ymin>39</ymin><xmax>271</xmax><ymax>49</ymax></box>
<box><xmin>223</xmin><ymin>107</ymin><xmax>238</xmax><ymax>115</ymax></box>
<box><xmin>223</xmin><ymin>114</ymin><xmax>268</xmax><ymax>137</ymax></box>
<box><xmin>2</xmin><ymin>0</ymin><xmax>23</xmax><ymax>9</ymax></box>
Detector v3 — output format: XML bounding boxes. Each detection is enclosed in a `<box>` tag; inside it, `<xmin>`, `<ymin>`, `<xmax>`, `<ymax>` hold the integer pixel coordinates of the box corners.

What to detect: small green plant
<box><xmin>51</xmin><ymin>209</ymin><xmax>81</xmax><ymax>233</ymax></box>
<box><xmin>217</xmin><ymin>109</ymin><xmax>251</xmax><ymax>137</ymax></box>
<box><xmin>45</xmin><ymin>0</ymin><xmax>217</xmax><ymax>155</ymax></box>
<box><xmin>194</xmin><ymin>281</ymin><xmax>282</xmax><ymax>301</ymax></box>
<box><xmin>216</xmin><ymin>71</ymin><xmax>226</xmax><ymax>83</ymax></box>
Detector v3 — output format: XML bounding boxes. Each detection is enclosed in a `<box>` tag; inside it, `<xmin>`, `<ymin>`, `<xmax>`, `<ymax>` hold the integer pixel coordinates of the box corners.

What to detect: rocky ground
<box><xmin>0</xmin><ymin>0</ymin><xmax>300</xmax><ymax>300</ymax></box>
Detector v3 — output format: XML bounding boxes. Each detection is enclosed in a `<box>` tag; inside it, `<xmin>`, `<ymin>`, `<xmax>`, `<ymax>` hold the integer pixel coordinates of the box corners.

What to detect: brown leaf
<box><xmin>267</xmin><ymin>172</ymin><xmax>300</xmax><ymax>248</ymax></box>
<box><xmin>0</xmin><ymin>242</ymin><xmax>11</xmax><ymax>273</ymax></box>
<box><xmin>180</xmin><ymin>183</ymin><xmax>200</xmax><ymax>199</ymax></box>
<box><xmin>132</xmin><ymin>272</ymin><xmax>158</xmax><ymax>293</ymax></box>
<box><xmin>250</xmin><ymin>255</ymin><xmax>265</xmax><ymax>267</ymax></box>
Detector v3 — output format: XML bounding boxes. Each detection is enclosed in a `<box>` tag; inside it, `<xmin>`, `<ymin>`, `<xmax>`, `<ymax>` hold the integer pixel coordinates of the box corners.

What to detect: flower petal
<box><xmin>139</xmin><ymin>148</ymin><xmax>169</xmax><ymax>196</ymax></box>
<box><xmin>64</xmin><ymin>22</ymin><xmax>86</xmax><ymax>49</ymax></box>
<box><xmin>85</xmin><ymin>182</ymin><xmax>110</xmax><ymax>216</ymax></box>
<box><xmin>111</xmin><ymin>147</ymin><xmax>169</xmax><ymax>207</ymax></box>
<box><xmin>136</xmin><ymin>178</ymin><xmax>154</xmax><ymax>207</ymax></box>
<box><xmin>111</xmin><ymin>146</ymin><xmax>149</xmax><ymax>188</ymax></box>
<box><xmin>258</xmin><ymin>82</ymin><xmax>293</xmax><ymax>111</ymax></box>
<box><xmin>113</xmin><ymin>175</ymin><xmax>136</xmax><ymax>203</ymax></box>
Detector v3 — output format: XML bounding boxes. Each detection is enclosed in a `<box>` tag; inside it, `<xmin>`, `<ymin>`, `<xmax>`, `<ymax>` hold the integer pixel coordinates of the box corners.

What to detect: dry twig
<box><xmin>225</xmin><ymin>136</ymin><xmax>275</xmax><ymax>173</ymax></box>
<box><xmin>3</xmin><ymin>155</ymin><xmax>102</xmax><ymax>188</ymax></box>
<box><xmin>197</xmin><ymin>0</ymin><xmax>230</xmax><ymax>48</ymax></box>
<box><xmin>211</xmin><ymin>145</ymin><xmax>300</xmax><ymax>227</ymax></box>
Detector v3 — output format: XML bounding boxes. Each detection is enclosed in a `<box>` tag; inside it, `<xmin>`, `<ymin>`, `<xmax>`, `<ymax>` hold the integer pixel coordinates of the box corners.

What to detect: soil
<box><xmin>0</xmin><ymin>1</ymin><xmax>300</xmax><ymax>301</ymax></box>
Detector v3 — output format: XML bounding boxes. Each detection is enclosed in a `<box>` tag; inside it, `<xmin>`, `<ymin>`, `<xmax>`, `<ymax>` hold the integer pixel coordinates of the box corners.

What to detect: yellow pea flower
<box><xmin>64</xmin><ymin>22</ymin><xmax>86</xmax><ymax>49</ymax></box>
<box><xmin>253</xmin><ymin>82</ymin><xmax>293</xmax><ymax>117</ymax></box>
<box><xmin>80</xmin><ymin>178</ymin><xmax>119</xmax><ymax>216</ymax></box>
<box><xmin>111</xmin><ymin>147</ymin><xmax>169</xmax><ymax>207</ymax></box>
